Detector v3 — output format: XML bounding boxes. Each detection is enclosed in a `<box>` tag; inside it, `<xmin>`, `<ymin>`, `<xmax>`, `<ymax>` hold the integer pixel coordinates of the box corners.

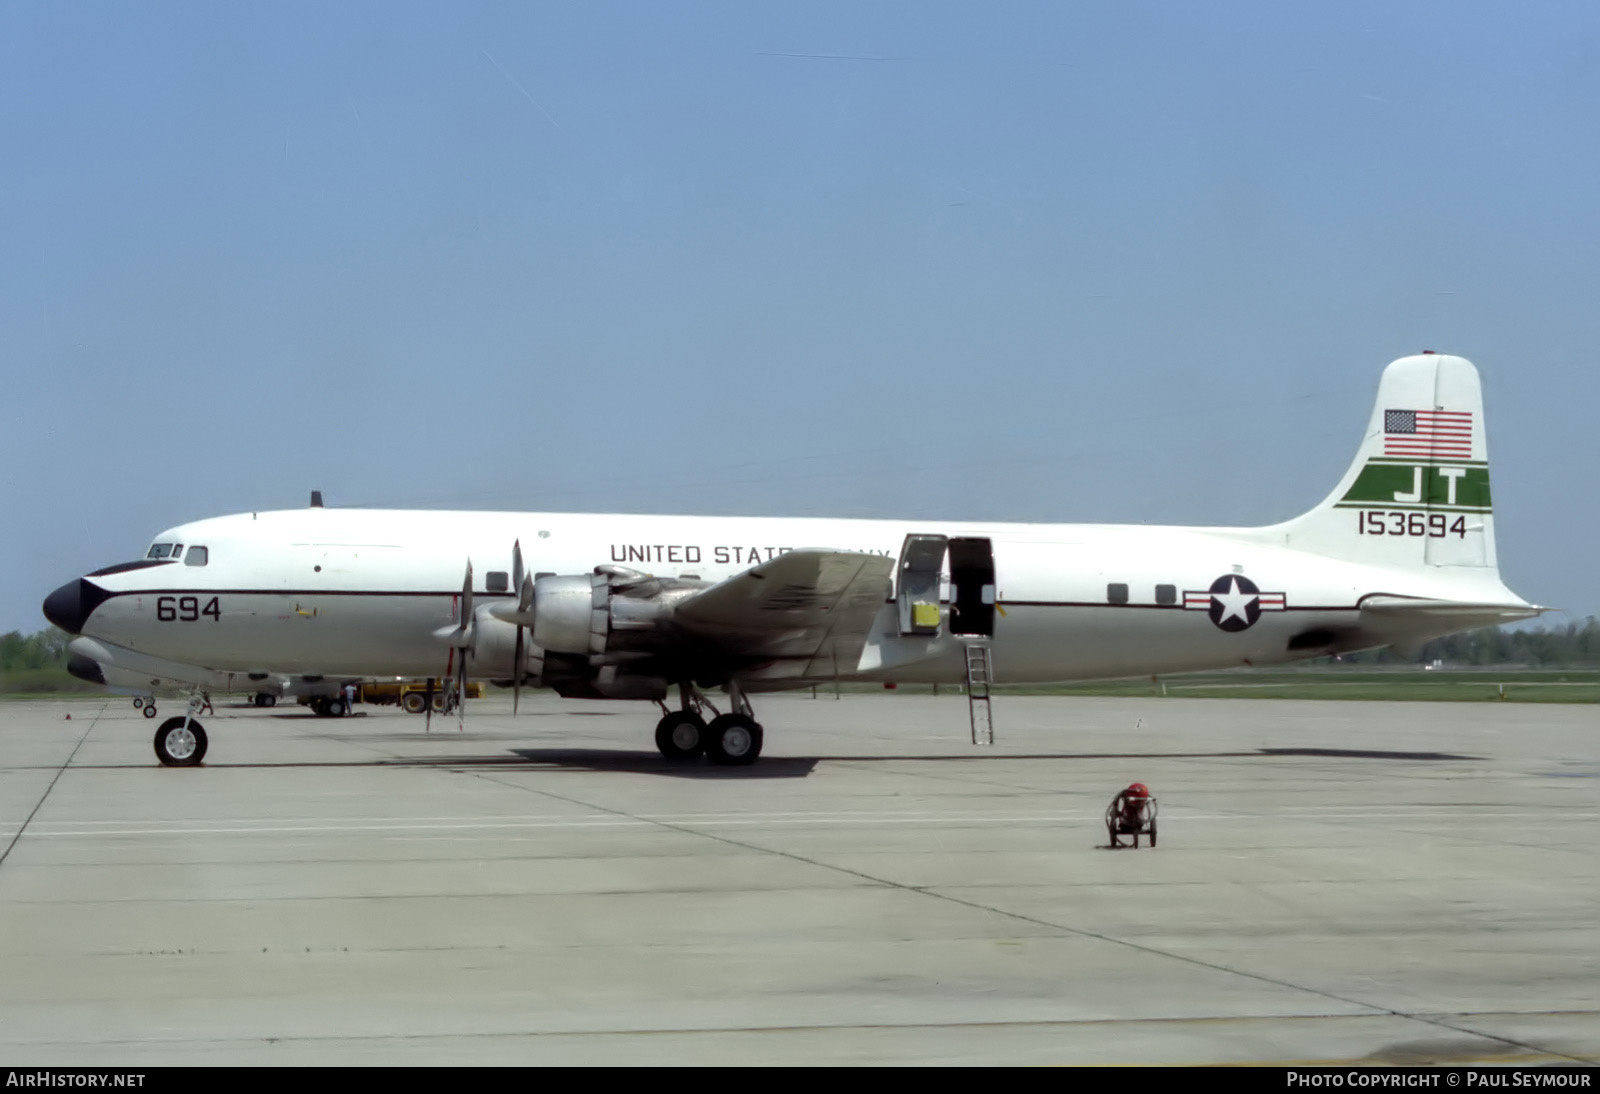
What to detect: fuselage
<box><xmin>48</xmin><ymin>505</ymin><xmax>1528</xmax><ymax>685</ymax></box>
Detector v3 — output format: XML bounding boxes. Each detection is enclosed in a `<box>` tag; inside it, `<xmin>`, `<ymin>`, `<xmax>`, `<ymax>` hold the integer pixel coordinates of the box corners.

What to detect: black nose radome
<box><xmin>66</xmin><ymin>653</ymin><xmax>105</xmax><ymax>685</ymax></box>
<box><xmin>43</xmin><ymin>579</ymin><xmax>111</xmax><ymax>636</ymax></box>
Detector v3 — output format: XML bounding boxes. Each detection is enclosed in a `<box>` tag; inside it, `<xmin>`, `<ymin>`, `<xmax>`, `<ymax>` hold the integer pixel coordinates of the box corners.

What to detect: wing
<box><xmin>671</xmin><ymin>549</ymin><xmax>896</xmax><ymax>680</ymax></box>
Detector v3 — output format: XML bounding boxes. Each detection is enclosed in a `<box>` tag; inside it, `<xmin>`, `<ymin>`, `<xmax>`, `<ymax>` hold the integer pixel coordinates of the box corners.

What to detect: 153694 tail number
<box><xmin>1357</xmin><ymin>511</ymin><xmax>1467</xmax><ymax>538</ymax></box>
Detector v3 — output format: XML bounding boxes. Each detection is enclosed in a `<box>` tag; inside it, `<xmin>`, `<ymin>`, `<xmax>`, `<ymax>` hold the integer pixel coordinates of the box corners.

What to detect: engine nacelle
<box><xmin>531</xmin><ymin>570</ymin><xmax>705</xmax><ymax>656</ymax></box>
<box><xmin>532</xmin><ymin>573</ymin><xmax>609</xmax><ymax>655</ymax></box>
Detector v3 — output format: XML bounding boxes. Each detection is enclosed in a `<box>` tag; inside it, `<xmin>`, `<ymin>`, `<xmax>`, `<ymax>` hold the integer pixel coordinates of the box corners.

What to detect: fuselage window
<box><xmin>1106</xmin><ymin>583</ymin><xmax>1129</xmax><ymax>605</ymax></box>
<box><xmin>185</xmin><ymin>546</ymin><xmax>209</xmax><ymax>567</ymax></box>
<box><xmin>147</xmin><ymin>543</ymin><xmax>173</xmax><ymax>559</ymax></box>
<box><xmin>1155</xmin><ymin>584</ymin><xmax>1177</xmax><ymax>605</ymax></box>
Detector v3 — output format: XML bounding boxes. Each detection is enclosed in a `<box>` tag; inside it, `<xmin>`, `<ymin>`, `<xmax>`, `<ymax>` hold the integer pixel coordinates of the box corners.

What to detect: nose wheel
<box><xmin>154</xmin><ymin>717</ymin><xmax>207</xmax><ymax>766</ymax></box>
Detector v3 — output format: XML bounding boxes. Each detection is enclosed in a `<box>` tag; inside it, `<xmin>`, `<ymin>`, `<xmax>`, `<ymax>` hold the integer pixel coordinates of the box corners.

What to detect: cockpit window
<box><xmin>171</xmin><ymin>545</ymin><xmax>183</xmax><ymax>559</ymax></box>
<box><xmin>184</xmin><ymin>546</ymin><xmax>208</xmax><ymax>567</ymax></box>
<box><xmin>147</xmin><ymin>543</ymin><xmax>174</xmax><ymax>559</ymax></box>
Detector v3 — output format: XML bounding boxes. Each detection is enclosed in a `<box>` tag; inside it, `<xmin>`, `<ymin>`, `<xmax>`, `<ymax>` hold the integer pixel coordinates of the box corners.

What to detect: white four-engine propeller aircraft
<box><xmin>44</xmin><ymin>353</ymin><xmax>1539</xmax><ymax>768</ymax></box>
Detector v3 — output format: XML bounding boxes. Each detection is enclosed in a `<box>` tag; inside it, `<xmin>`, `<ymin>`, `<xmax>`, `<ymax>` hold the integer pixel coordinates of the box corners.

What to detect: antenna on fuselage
<box><xmin>310</xmin><ymin>491</ymin><xmax>324</xmax><ymax>508</ymax></box>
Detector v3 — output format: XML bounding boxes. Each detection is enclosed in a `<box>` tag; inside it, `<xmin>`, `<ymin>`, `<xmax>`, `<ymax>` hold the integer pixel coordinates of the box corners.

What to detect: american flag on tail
<box><xmin>1383</xmin><ymin>409</ymin><xmax>1472</xmax><ymax>458</ymax></box>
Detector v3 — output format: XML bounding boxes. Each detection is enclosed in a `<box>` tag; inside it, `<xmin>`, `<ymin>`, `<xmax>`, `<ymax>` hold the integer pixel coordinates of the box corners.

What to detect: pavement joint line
<box><xmin>0</xmin><ymin>1011</ymin><xmax>1591</xmax><ymax>1058</ymax></box>
<box><xmin>0</xmin><ymin>700</ymin><xmax>107</xmax><ymax>870</ymax></box>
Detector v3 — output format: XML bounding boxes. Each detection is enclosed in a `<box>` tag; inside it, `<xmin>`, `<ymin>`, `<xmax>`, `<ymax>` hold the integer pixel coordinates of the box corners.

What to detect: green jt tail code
<box><xmin>1335</xmin><ymin>459</ymin><xmax>1491</xmax><ymax>513</ymax></box>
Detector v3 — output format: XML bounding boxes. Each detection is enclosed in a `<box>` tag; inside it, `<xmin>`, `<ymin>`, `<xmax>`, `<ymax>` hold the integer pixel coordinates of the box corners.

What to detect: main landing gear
<box><xmin>653</xmin><ymin>682</ymin><xmax>764</xmax><ymax>766</ymax></box>
<box><xmin>153</xmin><ymin>695</ymin><xmax>209</xmax><ymax>767</ymax></box>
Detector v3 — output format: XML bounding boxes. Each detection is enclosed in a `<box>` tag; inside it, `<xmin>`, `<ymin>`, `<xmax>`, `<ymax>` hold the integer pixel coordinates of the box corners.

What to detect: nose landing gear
<box><xmin>153</xmin><ymin>694</ymin><xmax>209</xmax><ymax>766</ymax></box>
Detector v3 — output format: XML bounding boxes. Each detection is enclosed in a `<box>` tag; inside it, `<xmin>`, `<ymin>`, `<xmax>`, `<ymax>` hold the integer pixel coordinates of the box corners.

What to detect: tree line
<box><xmin>0</xmin><ymin>628</ymin><xmax>72</xmax><ymax>673</ymax></box>
<box><xmin>1416</xmin><ymin>615</ymin><xmax>1599</xmax><ymax>667</ymax></box>
<box><xmin>1</xmin><ymin>616</ymin><xmax>1596</xmax><ymax>688</ymax></box>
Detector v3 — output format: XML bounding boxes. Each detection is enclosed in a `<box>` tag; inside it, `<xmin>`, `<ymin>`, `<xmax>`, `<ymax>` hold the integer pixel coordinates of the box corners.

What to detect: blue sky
<box><xmin>4</xmin><ymin>2</ymin><xmax>1597</xmax><ymax>632</ymax></box>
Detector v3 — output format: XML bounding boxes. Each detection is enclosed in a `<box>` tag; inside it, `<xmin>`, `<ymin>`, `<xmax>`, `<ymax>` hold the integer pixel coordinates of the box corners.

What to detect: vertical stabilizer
<box><xmin>1265</xmin><ymin>354</ymin><xmax>1497</xmax><ymax>572</ymax></box>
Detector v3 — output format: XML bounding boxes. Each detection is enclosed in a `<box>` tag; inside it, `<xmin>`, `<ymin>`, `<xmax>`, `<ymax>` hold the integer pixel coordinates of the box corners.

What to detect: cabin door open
<box><xmin>948</xmin><ymin>537</ymin><xmax>995</xmax><ymax>638</ymax></box>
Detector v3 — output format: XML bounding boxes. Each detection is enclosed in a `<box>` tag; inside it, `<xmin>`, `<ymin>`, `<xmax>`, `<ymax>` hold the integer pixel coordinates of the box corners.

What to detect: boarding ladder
<box><xmin>964</xmin><ymin>641</ymin><xmax>994</xmax><ymax>745</ymax></box>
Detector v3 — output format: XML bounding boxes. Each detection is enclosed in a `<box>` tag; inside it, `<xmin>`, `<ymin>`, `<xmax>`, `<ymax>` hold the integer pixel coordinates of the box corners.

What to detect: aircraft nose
<box><xmin>65</xmin><ymin>653</ymin><xmax>105</xmax><ymax>685</ymax></box>
<box><xmin>42</xmin><ymin>579</ymin><xmax>109</xmax><ymax>635</ymax></box>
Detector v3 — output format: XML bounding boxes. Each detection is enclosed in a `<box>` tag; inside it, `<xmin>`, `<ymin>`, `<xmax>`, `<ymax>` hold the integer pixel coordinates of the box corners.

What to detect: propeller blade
<box><xmin>455</xmin><ymin>642</ymin><xmax>468</xmax><ymax>731</ymax></box>
<box><xmin>460</xmin><ymin>561</ymin><xmax>474</xmax><ymax>631</ymax></box>
<box><xmin>512</xmin><ymin>540</ymin><xmax>526</xmax><ymax>717</ymax></box>
<box><xmin>513</xmin><ymin>624</ymin><xmax>524</xmax><ymax>716</ymax></box>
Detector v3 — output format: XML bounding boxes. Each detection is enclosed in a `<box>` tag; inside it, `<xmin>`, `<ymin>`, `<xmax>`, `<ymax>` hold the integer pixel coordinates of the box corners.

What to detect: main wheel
<box><xmin>704</xmin><ymin>713</ymin><xmax>763</xmax><ymax>766</ymax></box>
<box><xmin>142</xmin><ymin>704</ymin><xmax>157</xmax><ymax>719</ymax></box>
<box><xmin>655</xmin><ymin>711</ymin><xmax>707</xmax><ymax>760</ymax></box>
<box><xmin>401</xmin><ymin>692</ymin><xmax>427</xmax><ymax>714</ymax></box>
<box><xmin>325</xmin><ymin>697</ymin><xmax>347</xmax><ymax>718</ymax></box>
<box><xmin>153</xmin><ymin>718</ymin><xmax>207</xmax><ymax>767</ymax></box>
<box><xmin>263</xmin><ymin>693</ymin><xmax>277</xmax><ymax>708</ymax></box>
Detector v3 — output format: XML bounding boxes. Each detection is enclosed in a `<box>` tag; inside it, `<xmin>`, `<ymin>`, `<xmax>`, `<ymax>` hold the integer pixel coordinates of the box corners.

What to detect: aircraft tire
<box><xmin>704</xmin><ymin>714</ymin><xmax>762</xmax><ymax>766</ymax></box>
<box><xmin>1149</xmin><ymin>821</ymin><xmax>1156</xmax><ymax>848</ymax></box>
<box><xmin>133</xmin><ymin>698</ymin><xmax>144</xmax><ymax>709</ymax></box>
<box><xmin>263</xmin><ymin>694</ymin><xmax>277</xmax><ymax>708</ymax></box>
<box><xmin>654</xmin><ymin>711</ymin><xmax>707</xmax><ymax>761</ymax></box>
<box><xmin>326</xmin><ymin>698</ymin><xmax>347</xmax><ymax>718</ymax></box>
<box><xmin>154</xmin><ymin>718</ymin><xmax>207</xmax><ymax>767</ymax></box>
<box><xmin>309</xmin><ymin>698</ymin><xmax>328</xmax><ymax>717</ymax></box>
<box><xmin>142</xmin><ymin>705</ymin><xmax>157</xmax><ymax>719</ymax></box>
<box><xmin>401</xmin><ymin>692</ymin><xmax>427</xmax><ymax>715</ymax></box>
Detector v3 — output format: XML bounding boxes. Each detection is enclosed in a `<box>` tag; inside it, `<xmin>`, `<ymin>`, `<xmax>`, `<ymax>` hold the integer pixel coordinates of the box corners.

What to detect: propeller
<box><xmin>511</xmin><ymin>540</ymin><xmax>527</xmax><ymax>715</ymax></box>
<box><xmin>428</xmin><ymin>562</ymin><xmax>474</xmax><ymax>731</ymax></box>
<box><xmin>455</xmin><ymin>562</ymin><xmax>472</xmax><ymax>729</ymax></box>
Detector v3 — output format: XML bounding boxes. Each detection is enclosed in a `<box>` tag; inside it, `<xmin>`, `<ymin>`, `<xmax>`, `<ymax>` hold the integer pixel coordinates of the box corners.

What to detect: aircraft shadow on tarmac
<box><xmin>53</xmin><ymin>745</ymin><xmax>1479</xmax><ymax>775</ymax></box>
<box><xmin>183</xmin><ymin>745</ymin><xmax>1476</xmax><ymax>778</ymax></box>
<box><xmin>316</xmin><ymin>749</ymin><xmax>822</xmax><ymax>779</ymax></box>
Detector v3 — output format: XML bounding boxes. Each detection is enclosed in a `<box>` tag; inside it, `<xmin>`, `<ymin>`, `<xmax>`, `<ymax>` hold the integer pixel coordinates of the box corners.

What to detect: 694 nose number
<box><xmin>156</xmin><ymin>596</ymin><xmax>221</xmax><ymax>622</ymax></box>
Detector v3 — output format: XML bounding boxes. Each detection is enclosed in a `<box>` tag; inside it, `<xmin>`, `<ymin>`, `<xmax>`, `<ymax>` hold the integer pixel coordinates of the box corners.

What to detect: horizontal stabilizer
<box><xmin>1360</xmin><ymin>595</ymin><xmax>1544</xmax><ymax>631</ymax></box>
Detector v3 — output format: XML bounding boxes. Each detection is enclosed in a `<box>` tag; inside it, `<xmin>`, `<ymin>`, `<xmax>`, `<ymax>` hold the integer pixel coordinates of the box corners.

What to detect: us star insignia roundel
<box><xmin>1182</xmin><ymin>575</ymin><xmax>1287</xmax><ymax>632</ymax></box>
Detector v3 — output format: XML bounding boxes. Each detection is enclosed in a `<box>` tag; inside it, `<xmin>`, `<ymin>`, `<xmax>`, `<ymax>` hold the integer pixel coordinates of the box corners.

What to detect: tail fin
<box><xmin>1267</xmin><ymin>353</ymin><xmax>1497</xmax><ymax>572</ymax></box>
